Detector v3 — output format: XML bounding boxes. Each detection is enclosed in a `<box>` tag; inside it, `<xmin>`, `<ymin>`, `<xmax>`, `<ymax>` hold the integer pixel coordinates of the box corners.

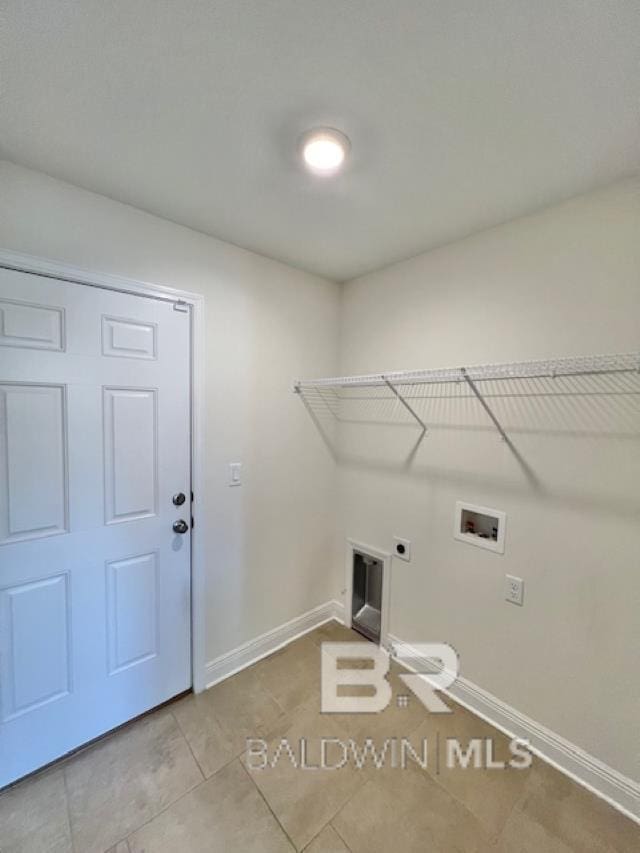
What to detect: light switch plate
<box><xmin>505</xmin><ymin>574</ymin><xmax>524</xmax><ymax>606</ymax></box>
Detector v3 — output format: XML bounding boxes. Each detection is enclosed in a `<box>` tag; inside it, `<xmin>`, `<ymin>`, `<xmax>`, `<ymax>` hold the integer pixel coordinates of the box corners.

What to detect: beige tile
<box><xmin>200</xmin><ymin>663</ymin><xmax>289</xmax><ymax>755</ymax></box>
<box><xmin>171</xmin><ymin>691</ymin><xmax>239</xmax><ymax>778</ymax></box>
<box><xmin>171</xmin><ymin>634</ymin><xmax>338</xmax><ymax>781</ymax></box>
<box><xmin>64</xmin><ymin>709</ymin><xmax>203</xmax><ymax>853</ymax></box>
<box><xmin>0</xmin><ymin>768</ymin><xmax>72</xmax><ymax>853</ymax></box>
<box><xmin>333</xmin><ymin>760</ymin><xmax>493</xmax><ymax>853</ymax></box>
<box><xmin>304</xmin><ymin>824</ymin><xmax>351</xmax><ymax>852</ymax></box>
<box><xmin>128</xmin><ymin>760</ymin><xmax>293</xmax><ymax>853</ymax></box>
<box><xmin>409</xmin><ymin>701</ymin><xmax>532</xmax><ymax>837</ymax></box>
<box><xmin>309</xmin><ymin>622</ymin><xmax>364</xmax><ymax>646</ymax></box>
<box><xmin>243</xmin><ymin>701</ymin><xmax>369</xmax><ymax>850</ymax></box>
<box><xmin>106</xmin><ymin>842</ymin><xmax>130</xmax><ymax>853</ymax></box>
<box><xmin>256</xmin><ymin>636</ymin><xmax>322</xmax><ymax>714</ymax></box>
<box><xmin>496</xmin><ymin>806</ymin><xmax>575</xmax><ymax>852</ymax></box>
<box><xmin>5</xmin><ymin>634</ymin><xmax>633</xmax><ymax>853</ymax></box>
<box><xmin>497</xmin><ymin>759</ymin><xmax>640</xmax><ymax>853</ymax></box>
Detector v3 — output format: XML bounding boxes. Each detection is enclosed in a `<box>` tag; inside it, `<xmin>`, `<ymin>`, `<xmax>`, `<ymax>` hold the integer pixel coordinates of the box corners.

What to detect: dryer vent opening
<box><xmin>351</xmin><ymin>551</ymin><xmax>383</xmax><ymax>643</ymax></box>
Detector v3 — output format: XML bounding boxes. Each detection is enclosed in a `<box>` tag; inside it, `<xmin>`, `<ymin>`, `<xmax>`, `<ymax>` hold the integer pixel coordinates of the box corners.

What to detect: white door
<box><xmin>0</xmin><ymin>268</ymin><xmax>192</xmax><ymax>786</ymax></box>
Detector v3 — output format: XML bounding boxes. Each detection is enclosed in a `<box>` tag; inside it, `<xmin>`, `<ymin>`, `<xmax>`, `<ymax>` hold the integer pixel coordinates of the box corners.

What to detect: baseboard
<box><xmin>388</xmin><ymin>634</ymin><xmax>640</xmax><ymax>824</ymax></box>
<box><xmin>204</xmin><ymin>599</ymin><xmax>344</xmax><ymax>689</ymax></box>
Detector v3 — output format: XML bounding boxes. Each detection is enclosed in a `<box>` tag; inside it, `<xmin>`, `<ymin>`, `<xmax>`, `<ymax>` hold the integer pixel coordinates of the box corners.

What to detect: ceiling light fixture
<box><xmin>300</xmin><ymin>127</ymin><xmax>350</xmax><ymax>175</ymax></box>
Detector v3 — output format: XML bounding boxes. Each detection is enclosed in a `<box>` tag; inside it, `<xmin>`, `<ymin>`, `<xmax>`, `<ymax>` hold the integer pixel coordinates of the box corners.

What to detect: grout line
<box><xmin>254</xmin><ymin>649</ymin><xmax>320</xmax><ymax>722</ymax></box>
<box><xmin>491</xmin><ymin>754</ymin><xmax>536</xmax><ymax>844</ymax></box>
<box><xmin>128</xmin><ymin>736</ymin><xmax>249</xmax><ymax>841</ymax></box>
<box><xmin>60</xmin><ymin>764</ymin><xmax>76</xmax><ymax>853</ymax></box>
<box><xmin>330</xmin><ymin>820</ymin><xmax>354</xmax><ymax>852</ymax></box>
<box><xmin>259</xmin><ymin>682</ymin><xmax>289</xmax><ymax>721</ymax></box>
<box><xmin>303</xmin><ymin>819</ymin><xmax>355</xmax><ymax>853</ymax></box>
<box><xmin>392</xmin><ymin>652</ymin><xmax>543</xmax><ymax>837</ymax></box>
<box><xmin>234</xmin><ymin>622</ymin><xmax>410</xmax><ymax>848</ymax></box>
<box><xmin>418</xmin><ymin>724</ymin><xmax>530</xmax><ymax>841</ymax></box>
<box><xmin>26</xmin><ymin>703</ymin><xmax>208</xmax><ymax>853</ymax></box>
<box><xmin>122</xmin><ymin>768</ymin><xmax>223</xmax><ymax>845</ymax></box>
<box><xmin>203</xmin><ymin>630</ymin><xmax>325</xmax><ymax>770</ymax></box>
<box><xmin>318</xmin><ymin>777</ymin><xmax>369</xmax><ymax>845</ymax></box>
<box><xmin>168</xmin><ymin>708</ymin><xmax>206</xmax><ymax>782</ymax></box>
<box><xmin>300</xmin><ymin>826</ymin><xmax>326</xmax><ymax>852</ymax></box>
<box><xmin>80</xmin><ymin>714</ymin><xmax>212</xmax><ymax>848</ymax></box>
<box><xmin>238</xmin><ymin>758</ymin><xmax>299</xmax><ymax>851</ymax></box>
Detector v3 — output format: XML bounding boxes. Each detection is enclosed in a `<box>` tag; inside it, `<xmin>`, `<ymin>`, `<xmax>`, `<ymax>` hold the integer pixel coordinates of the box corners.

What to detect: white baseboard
<box><xmin>388</xmin><ymin>634</ymin><xmax>640</xmax><ymax>824</ymax></box>
<box><xmin>204</xmin><ymin>600</ymin><xmax>344</xmax><ymax>689</ymax></box>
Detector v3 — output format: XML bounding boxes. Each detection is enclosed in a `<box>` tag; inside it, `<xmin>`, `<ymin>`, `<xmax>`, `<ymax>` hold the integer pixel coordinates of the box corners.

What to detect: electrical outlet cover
<box><xmin>393</xmin><ymin>536</ymin><xmax>411</xmax><ymax>562</ymax></box>
<box><xmin>505</xmin><ymin>574</ymin><xmax>524</xmax><ymax>606</ymax></box>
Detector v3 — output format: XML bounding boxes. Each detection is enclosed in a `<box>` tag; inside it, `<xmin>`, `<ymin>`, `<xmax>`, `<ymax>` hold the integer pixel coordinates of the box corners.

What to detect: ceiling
<box><xmin>2</xmin><ymin>1</ymin><xmax>639</xmax><ymax>281</ymax></box>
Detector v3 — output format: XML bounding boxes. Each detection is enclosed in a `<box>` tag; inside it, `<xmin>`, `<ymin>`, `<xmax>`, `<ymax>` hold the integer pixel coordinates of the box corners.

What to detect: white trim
<box><xmin>0</xmin><ymin>248</ymin><xmax>208</xmax><ymax>694</ymax></box>
<box><xmin>0</xmin><ymin>248</ymin><xmax>202</xmax><ymax>303</ymax></box>
<box><xmin>388</xmin><ymin>634</ymin><xmax>640</xmax><ymax>824</ymax></box>
<box><xmin>344</xmin><ymin>539</ymin><xmax>391</xmax><ymax>648</ymax></box>
<box><xmin>204</xmin><ymin>600</ymin><xmax>344</xmax><ymax>688</ymax></box>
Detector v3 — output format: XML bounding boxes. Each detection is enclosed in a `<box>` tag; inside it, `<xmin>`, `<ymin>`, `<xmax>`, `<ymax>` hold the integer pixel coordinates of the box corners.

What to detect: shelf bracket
<box><xmin>460</xmin><ymin>367</ymin><xmax>509</xmax><ymax>442</ymax></box>
<box><xmin>383</xmin><ymin>378</ymin><xmax>427</xmax><ymax>434</ymax></box>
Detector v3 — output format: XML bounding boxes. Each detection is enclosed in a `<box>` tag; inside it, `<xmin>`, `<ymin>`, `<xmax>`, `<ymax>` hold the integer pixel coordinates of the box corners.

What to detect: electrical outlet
<box><xmin>504</xmin><ymin>574</ymin><xmax>524</xmax><ymax>606</ymax></box>
<box><xmin>393</xmin><ymin>536</ymin><xmax>411</xmax><ymax>562</ymax></box>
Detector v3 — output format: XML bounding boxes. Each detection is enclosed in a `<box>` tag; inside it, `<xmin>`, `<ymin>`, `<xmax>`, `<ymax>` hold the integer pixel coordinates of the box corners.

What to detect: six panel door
<box><xmin>0</xmin><ymin>269</ymin><xmax>192</xmax><ymax>786</ymax></box>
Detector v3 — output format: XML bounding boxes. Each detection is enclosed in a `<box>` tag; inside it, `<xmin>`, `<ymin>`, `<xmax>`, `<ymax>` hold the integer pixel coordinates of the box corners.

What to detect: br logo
<box><xmin>321</xmin><ymin>642</ymin><xmax>459</xmax><ymax>714</ymax></box>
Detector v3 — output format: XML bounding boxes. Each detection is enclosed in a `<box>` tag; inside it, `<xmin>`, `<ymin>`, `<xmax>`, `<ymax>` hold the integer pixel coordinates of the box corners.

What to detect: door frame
<box><xmin>0</xmin><ymin>247</ymin><xmax>208</xmax><ymax>693</ymax></box>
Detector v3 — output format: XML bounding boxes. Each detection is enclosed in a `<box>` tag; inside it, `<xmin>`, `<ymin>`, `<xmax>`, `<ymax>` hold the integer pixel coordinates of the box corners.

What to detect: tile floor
<box><xmin>1</xmin><ymin>621</ymin><xmax>638</xmax><ymax>852</ymax></box>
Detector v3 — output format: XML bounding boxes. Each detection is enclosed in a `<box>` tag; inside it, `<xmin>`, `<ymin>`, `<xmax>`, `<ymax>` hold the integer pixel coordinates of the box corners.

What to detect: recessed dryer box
<box><xmin>454</xmin><ymin>501</ymin><xmax>506</xmax><ymax>554</ymax></box>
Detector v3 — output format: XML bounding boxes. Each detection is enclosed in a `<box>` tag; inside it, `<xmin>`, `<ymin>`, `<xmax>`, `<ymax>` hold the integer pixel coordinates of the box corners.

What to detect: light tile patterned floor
<box><xmin>0</xmin><ymin>621</ymin><xmax>638</xmax><ymax>852</ymax></box>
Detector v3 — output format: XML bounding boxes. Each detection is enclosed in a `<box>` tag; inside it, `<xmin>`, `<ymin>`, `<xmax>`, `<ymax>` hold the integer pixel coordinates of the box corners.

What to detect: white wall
<box><xmin>2</xmin><ymin>159</ymin><xmax>638</xmax><ymax>785</ymax></box>
<box><xmin>0</xmin><ymin>161</ymin><xmax>340</xmax><ymax>675</ymax></box>
<box><xmin>337</xmin><ymin>178</ymin><xmax>640</xmax><ymax>781</ymax></box>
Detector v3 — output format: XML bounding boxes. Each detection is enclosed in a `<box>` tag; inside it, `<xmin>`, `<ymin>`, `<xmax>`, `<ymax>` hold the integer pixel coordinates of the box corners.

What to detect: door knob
<box><xmin>173</xmin><ymin>519</ymin><xmax>189</xmax><ymax>534</ymax></box>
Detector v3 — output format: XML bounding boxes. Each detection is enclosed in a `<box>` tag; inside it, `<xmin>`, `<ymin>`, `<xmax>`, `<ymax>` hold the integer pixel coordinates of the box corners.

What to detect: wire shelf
<box><xmin>295</xmin><ymin>352</ymin><xmax>640</xmax><ymax>391</ymax></box>
<box><xmin>294</xmin><ymin>351</ymin><xmax>640</xmax><ymax>442</ymax></box>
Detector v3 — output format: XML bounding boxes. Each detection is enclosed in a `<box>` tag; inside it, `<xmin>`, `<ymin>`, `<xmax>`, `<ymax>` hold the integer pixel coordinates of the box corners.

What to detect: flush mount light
<box><xmin>300</xmin><ymin>127</ymin><xmax>350</xmax><ymax>175</ymax></box>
